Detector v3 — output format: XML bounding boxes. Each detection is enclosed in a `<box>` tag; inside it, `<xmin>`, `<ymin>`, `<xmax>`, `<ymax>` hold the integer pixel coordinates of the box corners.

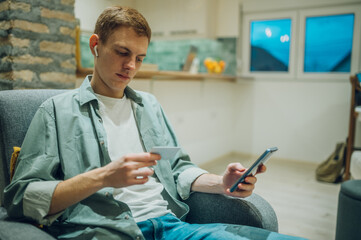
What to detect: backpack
<box><xmin>316</xmin><ymin>142</ymin><xmax>346</xmax><ymax>183</ymax></box>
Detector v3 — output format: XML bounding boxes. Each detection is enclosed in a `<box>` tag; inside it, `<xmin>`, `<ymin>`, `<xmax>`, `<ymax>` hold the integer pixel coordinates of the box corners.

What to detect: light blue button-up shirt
<box><xmin>4</xmin><ymin>76</ymin><xmax>207</xmax><ymax>239</ymax></box>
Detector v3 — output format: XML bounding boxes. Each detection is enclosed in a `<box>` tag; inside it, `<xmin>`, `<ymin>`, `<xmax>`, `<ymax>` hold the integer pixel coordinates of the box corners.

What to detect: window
<box><xmin>297</xmin><ymin>5</ymin><xmax>361</xmax><ymax>79</ymax></box>
<box><xmin>304</xmin><ymin>14</ymin><xmax>354</xmax><ymax>73</ymax></box>
<box><xmin>250</xmin><ymin>19</ymin><xmax>291</xmax><ymax>72</ymax></box>
<box><xmin>242</xmin><ymin>11</ymin><xmax>297</xmax><ymax>78</ymax></box>
<box><xmin>242</xmin><ymin>5</ymin><xmax>361</xmax><ymax>80</ymax></box>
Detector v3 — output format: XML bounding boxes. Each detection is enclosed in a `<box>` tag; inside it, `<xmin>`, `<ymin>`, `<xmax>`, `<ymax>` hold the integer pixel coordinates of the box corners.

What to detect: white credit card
<box><xmin>150</xmin><ymin>147</ymin><xmax>181</xmax><ymax>160</ymax></box>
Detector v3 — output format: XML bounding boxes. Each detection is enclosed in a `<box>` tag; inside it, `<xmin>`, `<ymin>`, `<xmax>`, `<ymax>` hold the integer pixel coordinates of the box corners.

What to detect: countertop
<box><xmin>76</xmin><ymin>68</ymin><xmax>236</xmax><ymax>82</ymax></box>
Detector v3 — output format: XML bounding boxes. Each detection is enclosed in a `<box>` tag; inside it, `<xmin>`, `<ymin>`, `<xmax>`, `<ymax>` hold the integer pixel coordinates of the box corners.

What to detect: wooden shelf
<box><xmin>135</xmin><ymin>70</ymin><xmax>236</xmax><ymax>81</ymax></box>
<box><xmin>344</xmin><ymin>74</ymin><xmax>360</xmax><ymax>181</ymax></box>
<box><xmin>76</xmin><ymin>68</ymin><xmax>236</xmax><ymax>82</ymax></box>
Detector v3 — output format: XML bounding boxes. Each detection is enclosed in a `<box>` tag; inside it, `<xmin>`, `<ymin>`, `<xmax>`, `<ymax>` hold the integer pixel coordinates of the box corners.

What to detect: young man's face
<box><xmin>91</xmin><ymin>26</ymin><xmax>149</xmax><ymax>98</ymax></box>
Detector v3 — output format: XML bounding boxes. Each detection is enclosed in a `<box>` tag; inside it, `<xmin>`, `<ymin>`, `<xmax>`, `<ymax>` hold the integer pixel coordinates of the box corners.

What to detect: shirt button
<box><xmin>135</xmin><ymin>236</ymin><xmax>141</xmax><ymax>240</ymax></box>
<box><xmin>124</xmin><ymin>215</ymin><xmax>129</xmax><ymax>220</ymax></box>
<box><xmin>99</xmin><ymin>118</ymin><xmax>102</xmax><ymax>123</ymax></box>
<box><xmin>100</xmin><ymin>140</ymin><xmax>104</xmax><ymax>145</ymax></box>
<box><xmin>105</xmin><ymin>192</ymin><xmax>109</xmax><ymax>197</ymax></box>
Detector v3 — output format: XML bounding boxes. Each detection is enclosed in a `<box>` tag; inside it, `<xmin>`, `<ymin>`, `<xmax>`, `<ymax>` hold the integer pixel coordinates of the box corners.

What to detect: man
<box><xmin>4</xmin><ymin>6</ymin><xmax>303</xmax><ymax>240</ymax></box>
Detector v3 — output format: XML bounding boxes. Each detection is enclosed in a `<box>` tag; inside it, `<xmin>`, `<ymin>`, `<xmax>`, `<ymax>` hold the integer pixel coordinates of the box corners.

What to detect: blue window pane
<box><xmin>250</xmin><ymin>19</ymin><xmax>291</xmax><ymax>72</ymax></box>
<box><xmin>304</xmin><ymin>14</ymin><xmax>354</xmax><ymax>73</ymax></box>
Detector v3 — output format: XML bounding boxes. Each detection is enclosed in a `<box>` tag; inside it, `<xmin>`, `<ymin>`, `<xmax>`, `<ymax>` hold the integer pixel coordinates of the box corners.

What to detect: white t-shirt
<box><xmin>95</xmin><ymin>93</ymin><xmax>172</xmax><ymax>222</ymax></box>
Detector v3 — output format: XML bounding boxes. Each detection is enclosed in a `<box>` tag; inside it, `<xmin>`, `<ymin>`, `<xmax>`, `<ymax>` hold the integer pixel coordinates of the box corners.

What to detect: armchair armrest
<box><xmin>0</xmin><ymin>207</ymin><xmax>55</xmax><ymax>240</ymax></box>
<box><xmin>184</xmin><ymin>192</ymin><xmax>278</xmax><ymax>232</ymax></box>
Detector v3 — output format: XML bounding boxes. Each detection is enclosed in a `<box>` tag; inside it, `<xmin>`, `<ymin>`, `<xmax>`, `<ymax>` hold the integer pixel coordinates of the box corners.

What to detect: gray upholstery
<box><xmin>335</xmin><ymin>179</ymin><xmax>361</xmax><ymax>240</ymax></box>
<box><xmin>0</xmin><ymin>89</ymin><xmax>66</xmax><ymax>240</ymax></box>
<box><xmin>0</xmin><ymin>89</ymin><xmax>278</xmax><ymax>239</ymax></box>
<box><xmin>185</xmin><ymin>192</ymin><xmax>278</xmax><ymax>231</ymax></box>
<box><xmin>0</xmin><ymin>89</ymin><xmax>67</xmax><ymax>205</ymax></box>
<box><xmin>0</xmin><ymin>207</ymin><xmax>55</xmax><ymax>240</ymax></box>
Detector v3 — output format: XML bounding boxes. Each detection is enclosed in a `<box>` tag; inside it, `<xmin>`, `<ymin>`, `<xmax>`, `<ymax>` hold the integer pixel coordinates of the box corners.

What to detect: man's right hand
<box><xmin>102</xmin><ymin>153</ymin><xmax>160</xmax><ymax>188</ymax></box>
<box><xmin>48</xmin><ymin>152</ymin><xmax>160</xmax><ymax>215</ymax></box>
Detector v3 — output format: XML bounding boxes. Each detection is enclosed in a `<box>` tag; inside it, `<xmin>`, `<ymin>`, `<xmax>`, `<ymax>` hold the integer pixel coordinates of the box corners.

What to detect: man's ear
<box><xmin>89</xmin><ymin>34</ymin><xmax>99</xmax><ymax>57</ymax></box>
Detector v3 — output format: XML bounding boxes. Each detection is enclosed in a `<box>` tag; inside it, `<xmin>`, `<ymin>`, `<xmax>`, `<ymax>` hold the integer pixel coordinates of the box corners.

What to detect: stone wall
<box><xmin>0</xmin><ymin>0</ymin><xmax>76</xmax><ymax>90</ymax></box>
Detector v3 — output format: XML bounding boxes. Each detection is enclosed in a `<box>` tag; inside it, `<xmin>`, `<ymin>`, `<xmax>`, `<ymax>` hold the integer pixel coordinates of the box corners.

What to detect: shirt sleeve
<box><xmin>176</xmin><ymin>167</ymin><xmax>208</xmax><ymax>200</ymax></box>
<box><xmin>23</xmin><ymin>181</ymin><xmax>64</xmax><ymax>226</ymax></box>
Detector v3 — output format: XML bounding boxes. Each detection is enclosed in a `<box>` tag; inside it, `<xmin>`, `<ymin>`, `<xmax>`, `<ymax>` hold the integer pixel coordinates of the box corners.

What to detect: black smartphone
<box><xmin>230</xmin><ymin>147</ymin><xmax>278</xmax><ymax>192</ymax></box>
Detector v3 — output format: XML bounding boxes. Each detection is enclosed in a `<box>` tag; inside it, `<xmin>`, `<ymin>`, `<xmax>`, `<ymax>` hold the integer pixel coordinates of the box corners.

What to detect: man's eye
<box><xmin>137</xmin><ymin>57</ymin><xmax>144</xmax><ymax>63</ymax></box>
<box><xmin>117</xmin><ymin>51</ymin><xmax>128</xmax><ymax>56</ymax></box>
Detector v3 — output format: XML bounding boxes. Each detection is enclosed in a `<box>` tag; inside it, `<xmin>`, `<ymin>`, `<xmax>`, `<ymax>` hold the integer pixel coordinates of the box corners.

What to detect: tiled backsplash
<box><xmin>81</xmin><ymin>35</ymin><xmax>237</xmax><ymax>76</ymax></box>
<box><xmin>144</xmin><ymin>38</ymin><xmax>237</xmax><ymax>75</ymax></box>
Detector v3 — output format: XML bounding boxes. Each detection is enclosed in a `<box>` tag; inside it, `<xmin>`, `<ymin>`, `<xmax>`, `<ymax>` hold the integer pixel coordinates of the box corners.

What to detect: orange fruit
<box><xmin>219</xmin><ymin>60</ymin><xmax>226</xmax><ymax>70</ymax></box>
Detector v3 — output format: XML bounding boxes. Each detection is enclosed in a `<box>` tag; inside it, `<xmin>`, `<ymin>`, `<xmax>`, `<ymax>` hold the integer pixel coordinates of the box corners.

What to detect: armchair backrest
<box><xmin>0</xmin><ymin>89</ymin><xmax>67</xmax><ymax>206</ymax></box>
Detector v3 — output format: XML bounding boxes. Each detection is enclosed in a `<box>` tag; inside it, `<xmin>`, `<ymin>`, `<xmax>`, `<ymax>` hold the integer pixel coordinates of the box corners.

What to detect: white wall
<box><xmin>129</xmin><ymin>79</ymin><xmax>237</xmax><ymax>165</ymax></box>
<box><xmin>235</xmin><ymin>80</ymin><xmax>350</xmax><ymax>162</ymax></box>
<box><xmin>75</xmin><ymin>0</ymin><xmax>360</xmax><ymax>164</ymax></box>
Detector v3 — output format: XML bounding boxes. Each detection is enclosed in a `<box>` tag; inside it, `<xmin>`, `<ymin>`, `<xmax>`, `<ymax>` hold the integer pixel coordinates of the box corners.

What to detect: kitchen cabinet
<box><xmin>216</xmin><ymin>0</ymin><xmax>240</xmax><ymax>37</ymax></box>
<box><xmin>135</xmin><ymin>0</ymin><xmax>239</xmax><ymax>39</ymax></box>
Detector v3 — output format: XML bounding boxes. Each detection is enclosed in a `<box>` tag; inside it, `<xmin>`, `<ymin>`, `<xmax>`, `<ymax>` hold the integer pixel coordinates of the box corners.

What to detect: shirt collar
<box><xmin>79</xmin><ymin>75</ymin><xmax>143</xmax><ymax>107</ymax></box>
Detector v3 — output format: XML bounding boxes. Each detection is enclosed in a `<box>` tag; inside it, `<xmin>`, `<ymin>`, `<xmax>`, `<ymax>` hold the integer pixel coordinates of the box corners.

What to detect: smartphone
<box><xmin>230</xmin><ymin>147</ymin><xmax>278</xmax><ymax>193</ymax></box>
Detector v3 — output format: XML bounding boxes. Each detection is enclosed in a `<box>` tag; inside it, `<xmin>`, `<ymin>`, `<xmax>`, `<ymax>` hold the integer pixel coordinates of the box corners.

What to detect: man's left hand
<box><xmin>222</xmin><ymin>163</ymin><xmax>266</xmax><ymax>198</ymax></box>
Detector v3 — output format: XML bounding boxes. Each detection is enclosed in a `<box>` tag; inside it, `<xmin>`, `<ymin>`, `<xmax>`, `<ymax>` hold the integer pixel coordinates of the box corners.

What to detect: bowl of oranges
<box><xmin>203</xmin><ymin>58</ymin><xmax>226</xmax><ymax>74</ymax></box>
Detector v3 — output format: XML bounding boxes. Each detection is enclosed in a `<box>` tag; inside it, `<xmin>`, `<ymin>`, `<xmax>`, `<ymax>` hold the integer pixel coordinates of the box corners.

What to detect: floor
<box><xmin>199</xmin><ymin>153</ymin><xmax>341</xmax><ymax>240</ymax></box>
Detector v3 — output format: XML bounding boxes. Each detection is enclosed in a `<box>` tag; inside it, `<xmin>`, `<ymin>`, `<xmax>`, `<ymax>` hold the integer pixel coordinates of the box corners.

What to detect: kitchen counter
<box><xmin>135</xmin><ymin>70</ymin><xmax>236</xmax><ymax>81</ymax></box>
<box><xmin>76</xmin><ymin>68</ymin><xmax>236</xmax><ymax>82</ymax></box>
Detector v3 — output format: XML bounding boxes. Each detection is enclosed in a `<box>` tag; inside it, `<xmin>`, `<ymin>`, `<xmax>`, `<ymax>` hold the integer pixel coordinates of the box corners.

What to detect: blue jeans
<box><xmin>137</xmin><ymin>214</ymin><xmax>306</xmax><ymax>240</ymax></box>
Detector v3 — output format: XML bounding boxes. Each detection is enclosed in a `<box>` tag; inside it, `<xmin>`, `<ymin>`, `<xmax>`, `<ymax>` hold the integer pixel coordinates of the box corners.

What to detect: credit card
<box><xmin>150</xmin><ymin>147</ymin><xmax>181</xmax><ymax>160</ymax></box>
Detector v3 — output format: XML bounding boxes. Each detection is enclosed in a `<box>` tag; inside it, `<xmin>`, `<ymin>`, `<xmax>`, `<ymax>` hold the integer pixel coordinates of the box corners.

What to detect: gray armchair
<box><xmin>0</xmin><ymin>89</ymin><xmax>278</xmax><ymax>239</ymax></box>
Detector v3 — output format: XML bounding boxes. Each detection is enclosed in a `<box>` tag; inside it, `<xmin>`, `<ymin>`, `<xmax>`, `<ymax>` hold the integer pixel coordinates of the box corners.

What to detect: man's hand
<box><xmin>102</xmin><ymin>153</ymin><xmax>160</xmax><ymax>188</ymax></box>
<box><xmin>222</xmin><ymin>163</ymin><xmax>266</xmax><ymax>198</ymax></box>
<box><xmin>49</xmin><ymin>152</ymin><xmax>160</xmax><ymax>215</ymax></box>
<box><xmin>191</xmin><ymin>162</ymin><xmax>266</xmax><ymax>199</ymax></box>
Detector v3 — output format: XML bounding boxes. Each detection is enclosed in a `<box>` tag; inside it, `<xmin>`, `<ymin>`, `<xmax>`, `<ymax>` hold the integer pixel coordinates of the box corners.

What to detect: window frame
<box><xmin>241</xmin><ymin>11</ymin><xmax>297</xmax><ymax>79</ymax></box>
<box><xmin>297</xmin><ymin>5</ymin><xmax>361</xmax><ymax>80</ymax></box>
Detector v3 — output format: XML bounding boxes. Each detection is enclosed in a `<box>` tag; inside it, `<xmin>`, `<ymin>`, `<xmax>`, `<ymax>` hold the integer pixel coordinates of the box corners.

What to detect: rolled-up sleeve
<box><xmin>176</xmin><ymin>167</ymin><xmax>208</xmax><ymax>200</ymax></box>
<box><xmin>23</xmin><ymin>181</ymin><xmax>64</xmax><ymax>226</ymax></box>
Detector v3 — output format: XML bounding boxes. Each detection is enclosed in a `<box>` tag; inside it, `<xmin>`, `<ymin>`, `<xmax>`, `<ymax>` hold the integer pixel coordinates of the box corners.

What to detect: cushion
<box><xmin>340</xmin><ymin>180</ymin><xmax>361</xmax><ymax>201</ymax></box>
<box><xmin>10</xmin><ymin>147</ymin><xmax>20</xmax><ymax>181</ymax></box>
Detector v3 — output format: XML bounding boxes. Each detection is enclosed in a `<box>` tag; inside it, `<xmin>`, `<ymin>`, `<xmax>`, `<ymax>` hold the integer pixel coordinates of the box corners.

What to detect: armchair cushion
<box><xmin>0</xmin><ymin>208</ymin><xmax>55</xmax><ymax>240</ymax></box>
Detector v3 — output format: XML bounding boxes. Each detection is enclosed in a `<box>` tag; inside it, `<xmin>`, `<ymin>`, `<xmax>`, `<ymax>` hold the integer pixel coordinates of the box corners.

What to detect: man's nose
<box><xmin>124</xmin><ymin>57</ymin><xmax>136</xmax><ymax>70</ymax></box>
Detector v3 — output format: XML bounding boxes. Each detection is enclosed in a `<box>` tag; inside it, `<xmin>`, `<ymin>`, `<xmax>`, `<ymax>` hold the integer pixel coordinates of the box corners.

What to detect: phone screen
<box><xmin>229</xmin><ymin>147</ymin><xmax>278</xmax><ymax>192</ymax></box>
